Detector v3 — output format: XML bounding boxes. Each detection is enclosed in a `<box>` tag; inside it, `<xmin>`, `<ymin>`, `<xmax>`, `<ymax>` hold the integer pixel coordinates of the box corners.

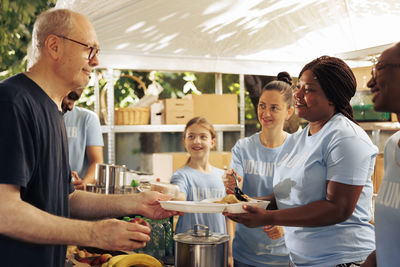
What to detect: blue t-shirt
<box><xmin>171</xmin><ymin>165</ymin><xmax>226</xmax><ymax>234</ymax></box>
<box><xmin>64</xmin><ymin>107</ymin><xmax>104</xmax><ymax>178</ymax></box>
<box><xmin>230</xmin><ymin>132</ymin><xmax>292</xmax><ymax>266</ymax></box>
<box><xmin>375</xmin><ymin>130</ymin><xmax>400</xmax><ymax>267</ymax></box>
<box><xmin>274</xmin><ymin>113</ymin><xmax>377</xmax><ymax>267</ymax></box>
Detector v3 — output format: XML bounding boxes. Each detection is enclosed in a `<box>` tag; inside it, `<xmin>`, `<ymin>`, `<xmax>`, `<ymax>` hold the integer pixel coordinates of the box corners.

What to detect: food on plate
<box><xmin>113</xmin><ymin>253</ymin><xmax>162</xmax><ymax>267</ymax></box>
<box><xmin>67</xmin><ymin>245</ymin><xmax>113</xmax><ymax>266</ymax></box>
<box><xmin>214</xmin><ymin>194</ymin><xmax>249</xmax><ymax>204</ymax></box>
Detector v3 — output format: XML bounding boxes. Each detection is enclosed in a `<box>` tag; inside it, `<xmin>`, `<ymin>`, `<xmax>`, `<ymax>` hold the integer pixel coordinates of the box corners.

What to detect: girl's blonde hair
<box><xmin>183</xmin><ymin>116</ymin><xmax>216</xmax><ymax>139</ymax></box>
<box><xmin>183</xmin><ymin>117</ymin><xmax>216</xmax><ymax>165</ymax></box>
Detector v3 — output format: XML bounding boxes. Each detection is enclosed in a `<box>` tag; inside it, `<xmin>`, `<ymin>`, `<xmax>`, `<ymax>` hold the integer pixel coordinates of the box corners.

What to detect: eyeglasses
<box><xmin>371</xmin><ymin>61</ymin><xmax>400</xmax><ymax>80</ymax></box>
<box><xmin>56</xmin><ymin>34</ymin><xmax>99</xmax><ymax>60</ymax></box>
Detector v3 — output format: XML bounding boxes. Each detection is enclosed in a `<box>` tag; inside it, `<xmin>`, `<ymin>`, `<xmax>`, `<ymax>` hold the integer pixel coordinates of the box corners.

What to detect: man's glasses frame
<box><xmin>372</xmin><ymin>61</ymin><xmax>400</xmax><ymax>80</ymax></box>
<box><xmin>56</xmin><ymin>34</ymin><xmax>99</xmax><ymax>60</ymax></box>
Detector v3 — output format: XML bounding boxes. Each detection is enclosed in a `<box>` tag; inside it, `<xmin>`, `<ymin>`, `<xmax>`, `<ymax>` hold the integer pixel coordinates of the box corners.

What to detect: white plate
<box><xmin>160</xmin><ymin>198</ymin><xmax>270</xmax><ymax>214</ymax></box>
<box><xmin>202</xmin><ymin>198</ymin><xmax>270</xmax><ymax>213</ymax></box>
<box><xmin>159</xmin><ymin>200</ymin><xmax>226</xmax><ymax>213</ymax></box>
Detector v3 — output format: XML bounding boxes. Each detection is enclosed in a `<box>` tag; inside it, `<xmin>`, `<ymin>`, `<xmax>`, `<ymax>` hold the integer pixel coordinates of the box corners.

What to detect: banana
<box><xmin>107</xmin><ymin>254</ymin><xmax>130</xmax><ymax>267</ymax></box>
<box><xmin>114</xmin><ymin>253</ymin><xmax>162</xmax><ymax>267</ymax></box>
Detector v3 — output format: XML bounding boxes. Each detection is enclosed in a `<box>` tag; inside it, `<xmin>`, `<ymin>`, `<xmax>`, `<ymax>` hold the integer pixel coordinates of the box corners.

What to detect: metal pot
<box><xmin>95</xmin><ymin>163</ymin><xmax>127</xmax><ymax>194</ymax></box>
<box><xmin>174</xmin><ymin>224</ymin><xmax>229</xmax><ymax>267</ymax></box>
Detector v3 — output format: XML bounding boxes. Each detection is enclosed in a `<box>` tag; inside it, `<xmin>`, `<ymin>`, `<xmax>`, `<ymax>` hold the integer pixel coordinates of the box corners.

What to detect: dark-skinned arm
<box><xmin>360</xmin><ymin>251</ymin><xmax>377</xmax><ymax>267</ymax></box>
<box><xmin>225</xmin><ymin>180</ymin><xmax>363</xmax><ymax>228</ymax></box>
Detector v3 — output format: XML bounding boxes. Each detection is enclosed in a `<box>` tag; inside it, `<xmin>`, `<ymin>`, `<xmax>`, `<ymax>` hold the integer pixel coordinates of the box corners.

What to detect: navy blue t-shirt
<box><xmin>0</xmin><ymin>73</ymin><xmax>74</xmax><ymax>267</ymax></box>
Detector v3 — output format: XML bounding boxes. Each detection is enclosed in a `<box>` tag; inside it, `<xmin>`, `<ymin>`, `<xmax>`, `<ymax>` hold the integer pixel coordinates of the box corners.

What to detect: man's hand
<box><xmin>89</xmin><ymin>219</ymin><xmax>151</xmax><ymax>250</ymax></box>
<box><xmin>134</xmin><ymin>191</ymin><xmax>182</xmax><ymax>220</ymax></box>
<box><xmin>71</xmin><ymin>171</ymin><xmax>87</xmax><ymax>190</ymax></box>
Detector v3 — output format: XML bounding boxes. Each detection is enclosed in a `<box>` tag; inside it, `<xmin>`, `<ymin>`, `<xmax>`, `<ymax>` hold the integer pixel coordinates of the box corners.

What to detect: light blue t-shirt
<box><xmin>274</xmin><ymin>113</ymin><xmax>377</xmax><ymax>267</ymax></box>
<box><xmin>171</xmin><ymin>165</ymin><xmax>226</xmax><ymax>234</ymax></box>
<box><xmin>64</xmin><ymin>107</ymin><xmax>104</xmax><ymax>178</ymax></box>
<box><xmin>375</xmin><ymin>130</ymin><xmax>400</xmax><ymax>267</ymax></box>
<box><xmin>230</xmin><ymin>132</ymin><xmax>292</xmax><ymax>266</ymax></box>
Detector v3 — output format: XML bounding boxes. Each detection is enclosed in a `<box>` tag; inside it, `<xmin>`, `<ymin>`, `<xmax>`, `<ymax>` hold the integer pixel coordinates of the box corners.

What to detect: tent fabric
<box><xmin>55</xmin><ymin>0</ymin><xmax>400</xmax><ymax>75</ymax></box>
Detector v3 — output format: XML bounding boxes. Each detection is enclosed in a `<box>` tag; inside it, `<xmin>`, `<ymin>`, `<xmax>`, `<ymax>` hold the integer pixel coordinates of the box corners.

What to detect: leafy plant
<box><xmin>0</xmin><ymin>0</ymin><xmax>55</xmax><ymax>79</ymax></box>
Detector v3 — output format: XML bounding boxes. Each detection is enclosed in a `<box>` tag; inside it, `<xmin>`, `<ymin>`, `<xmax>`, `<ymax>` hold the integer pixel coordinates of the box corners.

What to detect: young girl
<box><xmin>224</xmin><ymin>72</ymin><xmax>294</xmax><ymax>266</ymax></box>
<box><xmin>171</xmin><ymin>116</ymin><xmax>228</xmax><ymax>235</ymax></box>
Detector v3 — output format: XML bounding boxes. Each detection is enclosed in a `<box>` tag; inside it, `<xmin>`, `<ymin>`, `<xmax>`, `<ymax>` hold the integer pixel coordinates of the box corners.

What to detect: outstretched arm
<box><xmin>0</xmin><ymin>184</ymin><xmax>152</xmax><ymax>250</ymax></box>
<box><xmin>69</xmin><ymin>190</ymin><xmax>180</xmax><ymax>220</ymax></box>
<box><xmin>225</xmin><ymin>181</ymin><xmax>363</xmax><ymax>228</ymax></box>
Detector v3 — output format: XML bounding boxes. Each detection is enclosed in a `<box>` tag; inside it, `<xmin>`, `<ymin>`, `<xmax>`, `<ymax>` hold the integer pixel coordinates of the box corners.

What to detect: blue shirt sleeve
<box><xmin>327</xmin><ymin>136</ymin><xmax>377</xmax><ymax>185</ymax></box>
<box><xmin>170</xmin><ymin>170</ymin><xmax>189</xmax><ymax>196</ymax></box>
<box><xmin>85</xmin><ymin>110</ymin><xmax>104</xmax><ymax>147</ymax></box>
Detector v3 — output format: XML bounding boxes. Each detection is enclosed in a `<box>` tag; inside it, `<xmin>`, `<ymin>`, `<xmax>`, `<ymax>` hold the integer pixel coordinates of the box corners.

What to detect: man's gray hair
<box><xmin>28</xmin><ymin>8</ymin><xmax>74</xmax><ymax>67</ymax></box>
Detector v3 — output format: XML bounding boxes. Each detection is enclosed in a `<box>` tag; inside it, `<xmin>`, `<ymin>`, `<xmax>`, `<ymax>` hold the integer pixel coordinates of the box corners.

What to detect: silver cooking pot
<box><xmin>174</xmin><ymin>224</ymin><xmax>229</xmax><ymax>267</ymax></box>
<box><xmin>95</xmin><ymin>163</ymin><xmax>127</xmax><ymax>194</ymax></box>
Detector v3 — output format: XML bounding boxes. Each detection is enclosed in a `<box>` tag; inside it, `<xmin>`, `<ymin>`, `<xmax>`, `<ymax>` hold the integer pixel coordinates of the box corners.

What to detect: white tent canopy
<box><xmin>55</xmin><ymin>0</ymin><xmax>399</xmax><ymax>75</ymax></box>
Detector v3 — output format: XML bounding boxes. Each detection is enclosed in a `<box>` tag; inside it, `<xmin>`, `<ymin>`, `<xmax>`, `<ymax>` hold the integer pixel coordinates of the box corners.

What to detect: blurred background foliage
<box><xmin>0</xmin><ymin>0</ymin><xmax>56</xmax><ymax>78</ymax></box>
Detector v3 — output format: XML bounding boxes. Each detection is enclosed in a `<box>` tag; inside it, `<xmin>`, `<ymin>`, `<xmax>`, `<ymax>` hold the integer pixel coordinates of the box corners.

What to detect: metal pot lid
<box><xmin>174</xmin><ymin>224</ymin><xmax>229</xmax><ymax>245</ymax></box>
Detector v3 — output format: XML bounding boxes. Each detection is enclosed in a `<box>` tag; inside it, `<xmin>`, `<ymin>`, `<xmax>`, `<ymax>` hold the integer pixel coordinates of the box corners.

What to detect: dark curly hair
<box><xmin>299</xmin><ymin>56</ymin><xmax>356</xmax><ymax>123</ymax></box>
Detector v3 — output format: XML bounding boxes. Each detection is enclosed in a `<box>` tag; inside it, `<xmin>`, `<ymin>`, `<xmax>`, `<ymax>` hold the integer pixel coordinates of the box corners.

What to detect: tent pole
<box><xmin>215</xmin><ymin>73</ymin><xmax>223</xmax><ymax>151</ymax></box>
<box><xmin>239</xmin><ymin>74</ymin><xmax>245</xmax><ymax>139</ymax></box>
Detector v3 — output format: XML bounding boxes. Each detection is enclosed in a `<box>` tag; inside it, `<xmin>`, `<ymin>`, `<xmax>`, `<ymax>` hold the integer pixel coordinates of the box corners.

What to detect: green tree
<box><xmin>0</xmin><ymin>0</ymin><xmax>55</xmax><ymax>79</ymax></box>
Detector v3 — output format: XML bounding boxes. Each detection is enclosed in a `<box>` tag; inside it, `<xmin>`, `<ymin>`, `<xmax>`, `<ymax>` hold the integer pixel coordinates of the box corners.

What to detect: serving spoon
<box><xmin>232</xmin><ymin>172</ymin><xmax>248</xmax><ymax>202</ymax></box>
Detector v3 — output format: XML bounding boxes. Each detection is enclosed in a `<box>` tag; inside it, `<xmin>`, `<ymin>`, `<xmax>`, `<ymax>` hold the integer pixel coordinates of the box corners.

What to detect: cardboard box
<box><xmin>150</xmin><ymin>101</ymin><xmax>164</xmax><ymax>125</ymax></box>
<box><xmin>192</xmin><ymin>94</ymin><xmax>238</xmax><ymax>124</ymax></box>
<box><xmin>152</xmin><ymin>152</ymin><xmax>232</xmax><ymax>182</ymax></box>
<box><xmin>372</xmin><ymin>153</ymin><xmax>384</xmax><ymax>194</ymax></box>
<box><xmin>164</xmin><ymin>98</ymin><xmax>194</xmax><ymax>124</ymax></box>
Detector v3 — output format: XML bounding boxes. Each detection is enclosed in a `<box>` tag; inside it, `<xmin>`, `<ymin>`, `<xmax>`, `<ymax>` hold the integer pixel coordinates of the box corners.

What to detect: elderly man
<box><xmin>362</xmin><ymin>43</ymin><xmax>400</xmax><ymax>267</ymax></box>
<box><xmin>0</xmin><ymin>8</ymin><xmax>177</xmax><ymax>267</ymax></box>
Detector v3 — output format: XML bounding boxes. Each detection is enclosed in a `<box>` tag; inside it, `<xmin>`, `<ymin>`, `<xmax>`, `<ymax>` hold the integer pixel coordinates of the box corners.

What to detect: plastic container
<box><xmin>139</xmin><ymin>220</ymin><xmax>165</xmax><ymax>259</ymax></box>
<box><xmin>150</xmin><ymin>182</ymin><xmax>180</xmax><ymax>197</ymax></box>
<box><xmin>138</xmin><ymin>178</ymin><xmax>151</xmax><ymax>192</ymax></box>
<box><xmin>351</xmin><ymin>91</ymin><xmax>390</xmax><ymax>121</ymax></box>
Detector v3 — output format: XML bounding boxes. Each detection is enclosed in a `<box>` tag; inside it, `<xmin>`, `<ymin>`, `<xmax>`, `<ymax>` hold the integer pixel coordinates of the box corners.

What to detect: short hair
<box><xmin>29</xmin><ymin>8</ymin><xmax>74</xmax><ymax>66</ymax></box>
<box><xmin>299</xmin><ymin>56</ymin><xmax>356</xmax><ymax>122</ymax></box>
<box><xmin>261</xmin><ymin>71</ymin><xmax>294</xmax><ymax>109</ymax></box>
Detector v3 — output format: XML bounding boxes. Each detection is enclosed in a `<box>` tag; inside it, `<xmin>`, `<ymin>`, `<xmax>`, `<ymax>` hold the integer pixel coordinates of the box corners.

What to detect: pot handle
<box><xmin>193</xmin><ymin>224</ymin><xmax>210</xmax><ymax>237</ymax></box>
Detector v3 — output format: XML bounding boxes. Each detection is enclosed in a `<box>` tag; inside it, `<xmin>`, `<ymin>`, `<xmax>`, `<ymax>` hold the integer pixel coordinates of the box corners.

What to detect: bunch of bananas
<box><xmin>101</xmin><ymin>253</ymin><xmax>162</xmax><ymax>267</ymax></box>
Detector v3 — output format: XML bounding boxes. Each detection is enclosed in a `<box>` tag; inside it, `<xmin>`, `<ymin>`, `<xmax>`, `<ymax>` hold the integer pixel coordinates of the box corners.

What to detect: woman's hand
<box><xmin>223</xmin><ymin>205</ymin><xmax>271</xmax><ymax>228</ymax></box>
<box><xmin>262</xmin><ymin>225</ymin><xmax>284</xmax><ymax>240</ymax></box>
<box><xmin>222</xmin><ymin>169</ymin><xmax>242</xmax><ymax>193</ymax></box>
